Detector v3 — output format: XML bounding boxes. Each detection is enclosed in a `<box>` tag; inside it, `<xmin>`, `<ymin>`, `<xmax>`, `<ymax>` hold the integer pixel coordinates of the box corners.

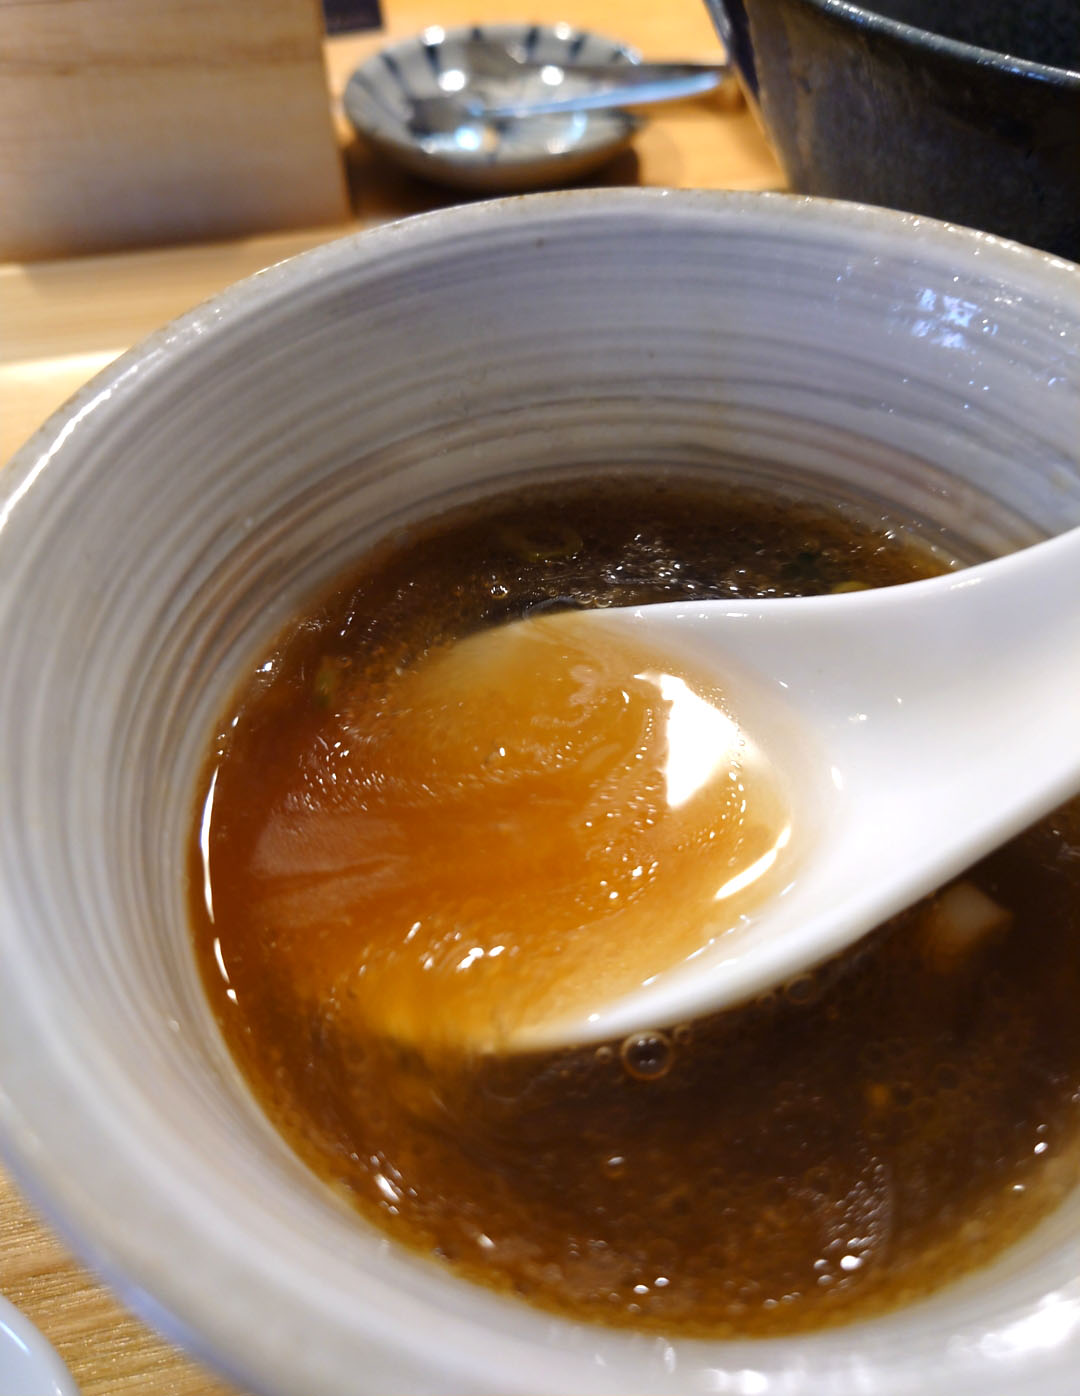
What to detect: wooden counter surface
<box><xmin>0</xmin><ymin>2</ymin><xmax>780</xmax><ymax>1389</ymax></box>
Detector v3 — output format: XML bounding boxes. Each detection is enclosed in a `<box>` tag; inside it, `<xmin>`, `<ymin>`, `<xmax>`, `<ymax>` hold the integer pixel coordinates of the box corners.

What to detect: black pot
<box><xmin>703</xmin><ymin>0</ymin><xmax>1080</xmax><ymax>262</ymax></box>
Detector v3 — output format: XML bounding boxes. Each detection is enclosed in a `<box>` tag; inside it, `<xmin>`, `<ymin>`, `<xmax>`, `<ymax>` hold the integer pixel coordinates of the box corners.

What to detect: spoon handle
<box><xmin>485</xmin><ymin>64</ymin><xmax>728</xmax><ymax>118</ymax></box>
<box><xmin>500</xmin><ymin>60</ymin><xmax>729</xmax><ymax>86</ymax></box>
<box><xmin>630</xmin><ymin>524</ymin><xmax>1080</xmax><ymax>900</ymax></box>
<box><xmin>532</xmin><ymin>526</ymin><xmax>1080</xmax><ymax>1048</ymax></box>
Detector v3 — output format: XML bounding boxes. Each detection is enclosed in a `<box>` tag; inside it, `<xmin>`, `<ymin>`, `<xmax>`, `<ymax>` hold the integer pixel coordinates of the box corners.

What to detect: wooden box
<box><xmin>0</xmin><ymin>0</ymin><xmax>350</xmax><ymax>260</ymax></box>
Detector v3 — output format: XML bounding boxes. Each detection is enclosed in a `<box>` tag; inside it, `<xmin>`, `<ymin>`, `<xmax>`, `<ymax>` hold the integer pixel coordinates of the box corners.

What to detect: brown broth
<box><xmin>191</xmin><ymin>475</ymin><xmax>1080</xmax><ymax>1336</ymax></box>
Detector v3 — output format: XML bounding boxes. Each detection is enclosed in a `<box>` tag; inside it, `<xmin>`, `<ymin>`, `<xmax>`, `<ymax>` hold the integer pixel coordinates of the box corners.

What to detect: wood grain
<box><xmin>0</xmin><ymin>0</ymin><xmax>350</xmax><ymax>260</ymax></box>
<box><xmin>0</xmin><ymin>3</ymin><xmax>783</xmax><ymax>1390</ymax></box>
<box><xmin>0</xmin><ymin>226</ymin><xmax>337</xmax><ymax>461</ymax></box>
<box><xmin>0</xmin><ymin>1198</ymin><xmax>237</xmax><ymax>1395</ymax></box>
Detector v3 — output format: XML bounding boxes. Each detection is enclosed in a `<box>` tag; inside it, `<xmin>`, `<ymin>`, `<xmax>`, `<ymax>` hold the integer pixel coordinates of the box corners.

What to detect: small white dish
<box><xmin>343</xmin><ymin>23</ymin><xmax>642</xmax><ymax>191</ymax></box>
<box><xmin>0</xmin><ymin>1294</ymin><xmax>78</xmax><ymax>1396</ymax></box>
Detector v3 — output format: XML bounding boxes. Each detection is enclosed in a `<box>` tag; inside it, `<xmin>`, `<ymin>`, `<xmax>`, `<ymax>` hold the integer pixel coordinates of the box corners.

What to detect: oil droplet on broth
<box><xmin>251</xmin><ymin>611</ymin><xmax>797</xmax><ymax>1050</ymax></box>
<box><xmin>621</xmin><ymin>1030</ymin><xmax>675</xmax><ymax>1081</ymax></box>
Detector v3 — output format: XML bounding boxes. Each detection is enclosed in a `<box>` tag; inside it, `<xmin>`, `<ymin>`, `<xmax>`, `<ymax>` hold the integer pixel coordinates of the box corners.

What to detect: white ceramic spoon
<box><xmin>406</xmin><ymin>62</ymin><xmax>727</xmax><ymax>135</ymax></box>
<box><xmin>518</xmin><ymin>525</ymin><xmax>1080</xmax><ymax>1050</ymax></box>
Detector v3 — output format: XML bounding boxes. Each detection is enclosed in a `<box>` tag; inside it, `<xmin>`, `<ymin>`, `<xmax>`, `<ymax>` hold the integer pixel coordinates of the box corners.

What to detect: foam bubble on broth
<box><xmin>191</xmin><ymin>476</ymin><xmax>1080</xmax><ymax>1337</ymax></box>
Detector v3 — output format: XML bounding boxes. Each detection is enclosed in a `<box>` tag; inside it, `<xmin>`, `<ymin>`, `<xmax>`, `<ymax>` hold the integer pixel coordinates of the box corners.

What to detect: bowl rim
<box><xmin>809</xmin><ymin>0</ymin><xmax>1080</xmax><ymax>84</ymax></box>
<box><xmin>4</xmin><ymin>185</ymin><xmax>1079</xmax><ymax>506</ymax></box>
<box><xmin>2</xmin><ymin>188</ymin><xmax>1080</xmax><ymax>1396</ymax></box>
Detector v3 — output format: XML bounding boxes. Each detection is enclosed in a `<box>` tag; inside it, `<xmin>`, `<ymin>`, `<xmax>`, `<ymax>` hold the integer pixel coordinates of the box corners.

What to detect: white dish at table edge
<box><xmin>0</xmin><ymin>1293</ymin><xmax>78</xmax><ymax>1396</ymax></box>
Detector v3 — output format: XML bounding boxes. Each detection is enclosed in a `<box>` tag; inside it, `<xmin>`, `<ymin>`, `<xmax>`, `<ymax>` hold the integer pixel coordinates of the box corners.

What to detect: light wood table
<box><xmin>0</xmin><ymin>2</ymin><xmax>781</xmax><ymax>1390</ymax></box>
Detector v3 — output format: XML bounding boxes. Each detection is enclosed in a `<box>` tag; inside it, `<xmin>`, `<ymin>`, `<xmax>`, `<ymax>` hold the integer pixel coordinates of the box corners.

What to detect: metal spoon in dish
<box><xmin>493</xmin><ymin>525</ymin><xmax>1080</xmax><ymax>1051</ymax></box>
<box><xmin>406</xmin><ymin>61</ymin><xmax>727</xmax><ymax>135</ymax></box>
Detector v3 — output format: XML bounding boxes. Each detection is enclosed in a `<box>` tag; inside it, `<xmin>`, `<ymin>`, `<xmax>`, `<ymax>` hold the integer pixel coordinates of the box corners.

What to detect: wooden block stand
<box><xmin>0</xmin><ymin>0</ymin><xmax>350</xmax><ymax>259</ymax></box>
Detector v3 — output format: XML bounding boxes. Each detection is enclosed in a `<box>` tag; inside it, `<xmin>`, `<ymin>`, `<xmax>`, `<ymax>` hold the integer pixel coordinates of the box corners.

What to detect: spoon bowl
<box><xmin>507</xmin><ymin>525</ymin><xmax>1080</xmax><ymax>1048</ymax></box>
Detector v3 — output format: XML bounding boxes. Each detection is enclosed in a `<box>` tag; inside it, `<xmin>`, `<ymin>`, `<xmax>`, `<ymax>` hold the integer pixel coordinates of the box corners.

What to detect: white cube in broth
<box><xmin>919</xmin><ymin>880</ymin><xmax>1013</xmax><ymax>968</ymax></box>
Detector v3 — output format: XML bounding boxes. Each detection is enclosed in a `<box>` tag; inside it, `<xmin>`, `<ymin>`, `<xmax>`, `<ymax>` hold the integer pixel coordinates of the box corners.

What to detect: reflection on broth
<box><xmin>191</xmin><ymin>476</ymin><xmax>1080</xmax><ymax>1336</ymax></box>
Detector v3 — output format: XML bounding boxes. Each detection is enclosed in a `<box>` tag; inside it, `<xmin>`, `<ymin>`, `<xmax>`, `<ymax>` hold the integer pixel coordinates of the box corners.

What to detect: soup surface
<box><xmin>192</xmin><ymin>475</ymin><xmax>1080</xmax><ymax>1336</ymax></box>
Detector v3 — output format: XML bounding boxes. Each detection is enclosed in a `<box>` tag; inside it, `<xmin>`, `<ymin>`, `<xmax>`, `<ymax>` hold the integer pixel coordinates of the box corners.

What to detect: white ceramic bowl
<box><xmin>0</xmin><ymin>191</ymin><xmax>1078</xmax><ymax>1396</ymax></box>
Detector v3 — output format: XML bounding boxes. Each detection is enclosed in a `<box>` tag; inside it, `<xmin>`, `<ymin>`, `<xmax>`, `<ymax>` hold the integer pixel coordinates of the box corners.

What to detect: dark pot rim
<box><xmin>808</xmin><ymin>0</ymin><xmax>1080</xmax><ymax>84</ymax></box>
